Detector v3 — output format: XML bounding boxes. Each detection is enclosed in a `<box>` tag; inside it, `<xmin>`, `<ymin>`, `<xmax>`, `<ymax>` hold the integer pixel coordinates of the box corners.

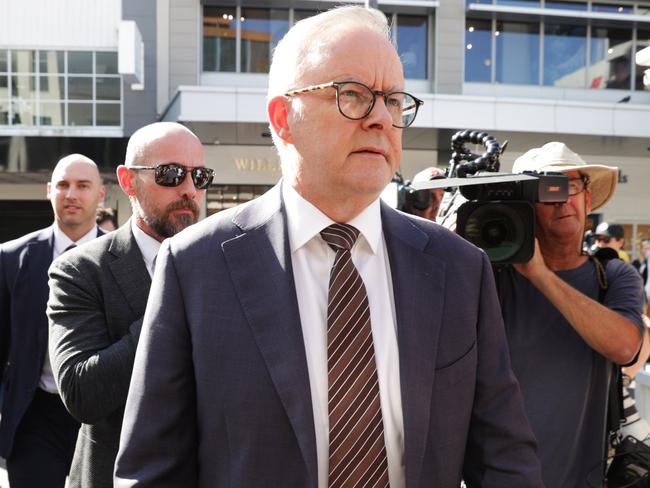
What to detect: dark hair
<box><xmin>96</xmin><ymin>207</ymin><xmax>118</xmax><ymax>228</ymax></box>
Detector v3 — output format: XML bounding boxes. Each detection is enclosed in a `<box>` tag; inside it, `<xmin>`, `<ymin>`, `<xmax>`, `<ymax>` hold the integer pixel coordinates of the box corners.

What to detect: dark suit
<box><xmin>47</xmin><ymin>222</ymin><xmax>151</xmax><ymax>488</ymax></box>
<box><xmin>0</xmin><ymin>225</ymin><xmax>101</xmax><ymax>487</ymax></box>
<box><xmin>115</xmin><ymin>184</ymin><xmax>543</xmax><ymax>487</ymax></box>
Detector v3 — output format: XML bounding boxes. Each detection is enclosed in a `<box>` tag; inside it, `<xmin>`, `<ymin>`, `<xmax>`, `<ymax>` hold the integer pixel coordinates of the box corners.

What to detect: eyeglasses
<box><xmin>596</xmin><ymin>236</ymin><xmax>612</xmax><ymax>244</ymax></box>
<box><xmin>285</xmin><ymin>80</ymin><xmax>423</xmax><ymax>129</ymax></box>
<box><xmin>129</xmin><ymin>163</ymin><xmax>214</xmax><ymax>190</ymax></box>
<box><xmin>568</xmin><ymin>175</ymin><xmax>589</xmax><ymax>196</ymax></box>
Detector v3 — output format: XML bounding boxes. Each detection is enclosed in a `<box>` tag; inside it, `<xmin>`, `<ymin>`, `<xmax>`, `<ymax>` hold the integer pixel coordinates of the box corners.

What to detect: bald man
<box><xmin>0</xmin><ymin>154</ymin><xmax>105</xmax><ymax>488</ymax></box>
<box><xmin>46</xmin><ymin>122</ymin><xmax>209</xmax><ymax>488</ymax></box>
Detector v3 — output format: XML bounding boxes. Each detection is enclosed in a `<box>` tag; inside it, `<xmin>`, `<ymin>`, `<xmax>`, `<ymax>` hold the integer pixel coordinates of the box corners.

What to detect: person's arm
<box><xmin>114</xmin><ymin>240</ymin><xmax>197</xmax><ymax>488</ymax></box>
<box><xmin>462</xmin><ymin>252</ymin><xmax>544</xmax><ymax>488</ymax></box>
<box><xmin>47</xmin><ymin>256</ymin><xmax>142</xmax><ymax>423</ymax></box>
<box><xmin>623</xmin><ymin>315</ymin><xmax>650</xmax><ymax>379</ymax></box>
<box><xmin>514</xmin><ymin>240</ymin><xmax>643</xmax><ymax>365</ymax></box>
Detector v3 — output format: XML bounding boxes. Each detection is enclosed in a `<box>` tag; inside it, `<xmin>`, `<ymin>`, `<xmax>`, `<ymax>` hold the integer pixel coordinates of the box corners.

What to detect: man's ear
<box><xmin>46</xmin><ymin>181</ymin><xmax>52</xmax><ymax>199</ymax></box>
<box><xmin>267</xmin><ymin>95</ymin><xmax>293</xmax><ymax>144</ymax></box>
<box><xmin>116</xmin><ymin>165</ymin><xmax>137</xmax><ymax>197</ymax></box>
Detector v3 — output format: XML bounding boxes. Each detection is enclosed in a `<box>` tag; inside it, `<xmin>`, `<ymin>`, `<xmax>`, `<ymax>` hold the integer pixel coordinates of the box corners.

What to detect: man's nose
<box><xmin>178</xmin><ymin>172</ymin><xmax>197</xmax><ymax>199</ymax></box>
<box><xmin>363</xmin><ymin>96</ymin><xmax>394</xmax><ymax>129</ymax></box>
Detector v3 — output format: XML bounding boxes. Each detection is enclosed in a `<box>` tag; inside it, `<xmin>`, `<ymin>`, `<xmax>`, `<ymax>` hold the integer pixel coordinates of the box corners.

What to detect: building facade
<box><xmin>1</xmin><ymin>0</ymin><xmax>649</xmax><ymax>258</ymax></box>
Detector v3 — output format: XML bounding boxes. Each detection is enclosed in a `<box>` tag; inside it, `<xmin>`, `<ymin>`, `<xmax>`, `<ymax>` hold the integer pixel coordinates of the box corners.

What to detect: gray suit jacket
<box><xmin>115</xmin><ymin>184</ymin><xmax>543</xmax><ymax>488</ymax></box>
<box><xmin>47</xmin><ymin>222</ymin><xmax>150</xmax><ymax>488</ymax></box>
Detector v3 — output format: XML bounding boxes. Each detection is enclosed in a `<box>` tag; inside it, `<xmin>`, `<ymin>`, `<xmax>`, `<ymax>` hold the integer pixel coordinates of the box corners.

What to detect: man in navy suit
<box><xmin>115</xmin><ymin>6</ymin><xmax>543</xmax><ymax>487</ymax></box>
<box><xmin>0</xmin><ymin>154</ymin><xmax>105</xmax><ymax>488</ymax></box>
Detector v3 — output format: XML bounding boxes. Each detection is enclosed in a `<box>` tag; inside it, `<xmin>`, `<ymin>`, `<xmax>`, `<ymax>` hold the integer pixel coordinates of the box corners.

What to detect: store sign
<box><xmin>234</xmin><ymin>158</ymin><xmax>281</xmax><ymax>173</ymax></box>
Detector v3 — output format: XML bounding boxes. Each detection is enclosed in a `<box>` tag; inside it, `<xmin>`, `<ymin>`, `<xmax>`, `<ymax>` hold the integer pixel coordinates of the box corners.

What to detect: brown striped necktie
<box><xmin>320</xmin><ymin>223</ymin><xmax>389</xmax><ymax>488</ymax></box>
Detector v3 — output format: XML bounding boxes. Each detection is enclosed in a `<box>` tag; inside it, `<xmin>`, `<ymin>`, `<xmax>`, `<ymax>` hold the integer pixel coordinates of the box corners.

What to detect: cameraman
<box><xmin>403</xmin><ymin>166</ymin><xmax>445</xmax><ymax>221</ymax></box>
<box><xmin>495</xmin><ymin>142</ymin><xmax>645</xmax><ymax>487</ymax></box>
<box><xmin>593</xmin><ymin>222</ymin><xmax>631</xmax><ymax>263</ymax></box>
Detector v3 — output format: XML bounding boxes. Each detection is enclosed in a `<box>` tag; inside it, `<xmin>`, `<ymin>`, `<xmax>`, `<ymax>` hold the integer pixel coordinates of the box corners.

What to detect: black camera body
<box><xmin>456</xmin><ymin>171</ymin><xmax>568</xmax><ymax>264</ymax></box>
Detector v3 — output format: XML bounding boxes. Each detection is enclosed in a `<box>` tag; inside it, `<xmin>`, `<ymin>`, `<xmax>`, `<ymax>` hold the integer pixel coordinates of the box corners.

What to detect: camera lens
<box><xmin>462</xmin><ymin>204</ymin><xmax>525</xmax><ymax>262</ymax></box>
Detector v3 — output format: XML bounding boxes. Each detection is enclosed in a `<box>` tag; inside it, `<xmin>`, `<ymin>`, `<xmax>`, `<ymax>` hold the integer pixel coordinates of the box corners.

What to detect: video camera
<box><xmin>415</xmin><ymin>130</ymin><xmax>569</xmax><ymax>264</ymax></box>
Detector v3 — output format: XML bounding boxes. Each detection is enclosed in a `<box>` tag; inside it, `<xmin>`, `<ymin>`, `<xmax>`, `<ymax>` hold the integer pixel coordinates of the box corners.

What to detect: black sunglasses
<box><xmin>129</xmin><ymin>163</ymin><xmax>214</xmax><ymax>190</ymax></box>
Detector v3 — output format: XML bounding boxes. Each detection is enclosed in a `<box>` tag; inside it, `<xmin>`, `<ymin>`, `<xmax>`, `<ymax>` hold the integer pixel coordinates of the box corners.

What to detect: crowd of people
<box><xmin>0</xmin><ymin>5</ymin><xmax>647</xmax><ymax>488</ymax></box>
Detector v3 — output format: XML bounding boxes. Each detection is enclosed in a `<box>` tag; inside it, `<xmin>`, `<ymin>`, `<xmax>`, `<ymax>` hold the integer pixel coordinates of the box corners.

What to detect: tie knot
<box><xmin>320</xmin><ymin>223</ymin><xmax>359</xmax><ymax>252</ymax></box>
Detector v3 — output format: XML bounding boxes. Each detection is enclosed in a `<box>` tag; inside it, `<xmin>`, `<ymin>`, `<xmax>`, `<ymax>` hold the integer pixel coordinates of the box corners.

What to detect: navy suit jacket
<box><xmin>115</xmin><ymin>184</ymin><xmax>543</xmax><ymax>488</ymax></box>
<box><xmin>0</xmin><ymin>225</ymin><xmax>101</xmax><ymax>459</ymax></box>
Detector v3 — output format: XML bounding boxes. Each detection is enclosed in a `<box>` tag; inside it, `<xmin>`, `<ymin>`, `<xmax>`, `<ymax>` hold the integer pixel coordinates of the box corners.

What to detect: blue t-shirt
<box><xmin>496</xmin><ymin>258</ymin><xmax>645</xmax><ymax>488</ymax></box>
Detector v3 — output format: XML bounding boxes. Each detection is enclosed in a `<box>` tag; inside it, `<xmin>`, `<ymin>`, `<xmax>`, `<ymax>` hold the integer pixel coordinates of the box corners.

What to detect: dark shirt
<box><xmin>497</xmin><ymin>258</ymin><xmax>645</xmax><ymax>488</ymax></box>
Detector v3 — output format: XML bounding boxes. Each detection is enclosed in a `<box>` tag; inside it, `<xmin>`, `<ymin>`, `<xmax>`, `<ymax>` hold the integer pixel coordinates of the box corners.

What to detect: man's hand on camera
<box><xmin>513</xmin><ymin>239</ymin><xmax>551</xmax><ymax>285</ymax></box>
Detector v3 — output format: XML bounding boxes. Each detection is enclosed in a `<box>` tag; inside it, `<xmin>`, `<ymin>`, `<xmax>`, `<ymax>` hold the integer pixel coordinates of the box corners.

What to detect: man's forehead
<box><xmin>301</xmin><ymin>29</ymin><xmax>402</xmax><ymax>86</ymax></box>
<box><xmin>51</xmin><ymin>160</ymin><xmax>99</xmax><ymax>183</ymax></box>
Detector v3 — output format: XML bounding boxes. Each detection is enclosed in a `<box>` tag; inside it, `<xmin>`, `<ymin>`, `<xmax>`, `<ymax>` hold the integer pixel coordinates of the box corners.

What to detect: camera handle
<box><xmin>448</xmin><ymin>129</ymin><xmax>507</xmax><ymax>178</ymax></box>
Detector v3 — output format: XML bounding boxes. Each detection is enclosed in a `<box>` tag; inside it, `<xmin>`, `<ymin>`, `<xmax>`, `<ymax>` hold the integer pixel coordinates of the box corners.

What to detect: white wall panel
<box><xmin>0</xmin><ymin>0</ymin><xmax>121</xmax><ymax>49</ymax></box>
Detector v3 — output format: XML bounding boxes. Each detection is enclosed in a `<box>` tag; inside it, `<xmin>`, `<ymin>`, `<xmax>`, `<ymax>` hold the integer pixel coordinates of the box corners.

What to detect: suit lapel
<box><xmin>19</xmin><ymin>227</ymin><xmax>55</xmax><ymax>355</ymax></box>
<box><xmin>223</xmin><ymin>185</ymin><xmax>318</xmax><ymax>488</ymax></box>
<box><xmin>107</xmin><ymin>223</ymin><xmax>151</xmax><ymax>317</ymax></box>
<box><xmin>382</xmin><ymin>205</ymin><xmax>446</xmax><ymax>486</ymax></box>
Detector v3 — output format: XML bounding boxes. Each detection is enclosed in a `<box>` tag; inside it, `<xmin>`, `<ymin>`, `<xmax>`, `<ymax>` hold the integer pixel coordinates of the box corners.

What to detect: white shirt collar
<box><xmin>282</xmin><ymin>181</ymin><xmax>382</xmax><ymax>255</ymax></box>
<box><xmin>131</xmin><ymin>219</ymin><xmax>162</xmax><ymax>275</ymax></box>
<box><xmin>53</xmin><ymin>222</ymin><xmax>99</xmax><ymax>256</ymax></box>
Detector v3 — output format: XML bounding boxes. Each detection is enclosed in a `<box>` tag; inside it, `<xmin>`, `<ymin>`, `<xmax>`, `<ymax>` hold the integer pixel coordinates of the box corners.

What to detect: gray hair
<box><xmin>268</xmin><ymin>6</ymin><xmax>390</xmax><ymax>99</ymax></box>
<box><xmin>267</xmin><ymin>6</ymin><xmax>391</xmax><ymax>155</ymax></box>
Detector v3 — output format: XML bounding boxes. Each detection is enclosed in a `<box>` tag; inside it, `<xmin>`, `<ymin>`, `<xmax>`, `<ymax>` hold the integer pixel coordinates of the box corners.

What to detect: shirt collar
<box><xmin>53</xmin><ymin>222</ymin><xmax>99</xmax><ymax>255</ymax></box>
<box><xmin>282</xmin><ymin>181</ymin><xmax>382</xmax><ymax>255</ymax></box>
<box><xmin>131</xmin><ymin>219</ymin><xmax>162</xmax><ymax>270</ymax></box>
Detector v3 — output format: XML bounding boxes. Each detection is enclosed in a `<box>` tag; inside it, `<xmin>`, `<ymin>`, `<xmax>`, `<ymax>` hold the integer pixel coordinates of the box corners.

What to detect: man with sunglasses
<box><xmin>495</xmin><ymin>142</ymin><xmax>645</xmax><ymax>487</ymax></box>
<box><xmin>115</xmin><ymin>7</ymin><xmax>542</xmax><ymax>488</ymax></box>
<box><xmin>594</xmin><ymin>222</ymin><xmax>631</xmax><ymax>263</ymax></box>
<box><xmin>46</xmin><ymin>122</ymin><xmax>208</xmax><ymax>488</ymax></box>
<box><xmin>0</xmin><ymin>154</ymin><xmax>105</xmax><ymax>488</ymax></box>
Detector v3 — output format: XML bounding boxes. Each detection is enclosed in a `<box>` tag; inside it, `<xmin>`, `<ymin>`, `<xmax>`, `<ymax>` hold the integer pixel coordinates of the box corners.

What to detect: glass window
<box><xmin>11</xmin><ymin>99</ymin><xmax>34</xmax><ymax>125</ymax></box>
<box><xmin>496</xmin><ymin>20</ymin><xmax>540</xmax><ymax>84</ymax></box>
<box><xmin>203</xmin><ymin>6</ymin><xmax>237</xmax><ymax>72</ymax></box>
<box><xmin>592</xmin><ymin>3</ymin><xmax>634</xmax><ymax>14</ymax></box>
<box><xmin>96</xmin><ymin>52</ymin><xmax>118</xmax><ymax>74</ymax></box>
<box><xmin>0</xmin><ymin>75</ymin><xmax>7</xmax><ymax>99</ymax></box>
<box><xmin>11</xmin><ymin>51</ymin><xmax>36</xmax><ymax>73</ymax></box>
<box><xmin>590</xmin><ymin>26</ymin><xmax>632</xmax><ymax>89</ymax></box>
<box><xmin>294</xmin><ymin>10</ymin><xmax>319</xmax><ymax>23</ymax></box>
<box><xmin>96</xmin><ymin>104</ymin><xmax>120</xmax><ymax>126</ymax></box>
<box><xmin>68</xmin><ymin>77</ymin><xmax>93</xmax><ymax>100</ymax></box>
<box><xmin>465</xmin><ymin>19</ymin><xmax>492</xmax><ymax>82</ymax></box>
<box><xmin>96</xmin><ymin>77</ymin><xmax>120</xmax><ymax>101</ymax></box>
<box><xmin>68</xmin><ymin>51</ymin><xmax>93</xmax><ymax>74</ymax></box>
<box><xmin>39</xmin><ymin>76</ymin><xmax>65</xmax><ymax>99</ymax></box>
<box><xmin>636</xmin><ymin>29</ymin><xmax>650</xmax><ymax>91</ymax></box>
<box><xmin>240</xmin><ymin>8</ymin><xmax>289</xmax><ymax>73</ymax></box>
<box><xmin>496</xmin><ymin>0</ymin><xmax>540</xmax><ymax>5</ymax></box>
<box><xmin>38</xmin><ymin>102</ymin><xmax>64</xmax><ymax>125</ymax></box>
<box><xmin>544</xmin><ymin>23</ymin><xmax>586</xmax><ymax>87</ymax></box>
<box><xmin>68</xmin><ymin>103</ymin><xmax>92</xmax><ymax>126</ymax></box>
<box><xmin>12</xmin><ymin>75</ymin><xmax>36</xmax><ymax>100</ymax></box>
<box><xmin>0</xmin><ymin>101</ymin><xmax>8</xmax><ymax>125</ymax></box>
<box><xmin>39</xmin><ymin>51</ymin><xmax>64</xmax><ymax>75</ymax></box>
<box><xmin>545</xmin><ymin>1</ymin><xmax>588</xmax><ymax>10</ymax></box>
<box><xmin>0</xmin><ymin>51</ymin><xmax>7</xmax><ymax>72</ymax></box>
<box><xmin>397</xmin><ymin>15</ymin><xmax>428</xmax><ymax>80</ymax></box>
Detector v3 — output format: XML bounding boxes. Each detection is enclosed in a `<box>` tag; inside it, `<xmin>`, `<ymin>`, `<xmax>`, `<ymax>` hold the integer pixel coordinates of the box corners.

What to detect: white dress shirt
<box><xmin>40</xmin><ymin>223</ymin><xmax>99</xmax><ymax>393</ymax></box>
<box><xmin>131</xmin><ymin>219</ymin><xmax>162</xmax><ymax>278</ymax></box>
<box><xmin>282</xmin><ymin>182</ymin><xmax>405</xmax><ymax>488</ymax></box>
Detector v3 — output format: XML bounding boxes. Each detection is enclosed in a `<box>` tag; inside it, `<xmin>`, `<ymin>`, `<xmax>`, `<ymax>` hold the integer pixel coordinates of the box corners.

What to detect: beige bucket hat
<box><xmin>512</xmin><ymin>142</ymin><xmax>618</xmax><ymax>211</ymax></box>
